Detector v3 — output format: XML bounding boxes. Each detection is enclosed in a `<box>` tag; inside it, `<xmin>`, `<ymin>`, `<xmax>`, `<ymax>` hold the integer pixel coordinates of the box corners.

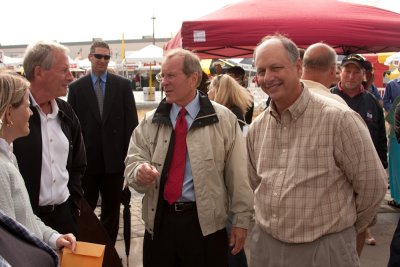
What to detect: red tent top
<box><xmin>165</xmin><ymin>0</ymin><xmax>400</xmax><ymax>58</ymax></box>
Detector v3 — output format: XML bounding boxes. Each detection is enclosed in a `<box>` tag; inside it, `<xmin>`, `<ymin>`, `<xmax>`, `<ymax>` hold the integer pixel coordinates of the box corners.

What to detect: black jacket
<box><xmin>13</xmin><ymin>98</ymin><xmax>87</xmax><ymax>213</ymax></box>
<box><xmin>331</xmin><ymin>86</ymin><xmax>388</xmax><ymax>168</ymax></box>
<box><xmin>68</xmin><ymin>73</ymin><xmax>138</xmax><ymax>174</ymax></box>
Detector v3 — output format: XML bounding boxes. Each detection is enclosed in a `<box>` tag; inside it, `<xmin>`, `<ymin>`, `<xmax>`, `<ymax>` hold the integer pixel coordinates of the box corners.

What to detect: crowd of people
<box><xmin>0</xmin><ymin>34</ymin><xmax>399</xmax><ymax>267</ymax></box>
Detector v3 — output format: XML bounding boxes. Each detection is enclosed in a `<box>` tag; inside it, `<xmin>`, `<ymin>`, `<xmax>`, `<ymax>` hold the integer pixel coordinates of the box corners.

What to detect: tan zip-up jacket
<box><xmin>124</xmin><ymin>94</ymin><xmax>253</xmax><ymax>237</ymax></box>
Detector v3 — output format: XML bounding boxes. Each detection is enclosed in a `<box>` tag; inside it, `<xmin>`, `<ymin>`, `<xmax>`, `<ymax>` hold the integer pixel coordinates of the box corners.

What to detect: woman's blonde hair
<box><xmin>0</xmin><ymin>71</ymin><xmax>30</xmax><ymax>129</ymax></box>
<box><xmin>210</xmin><ymin>74</ymin><xmax>252</xmax><ymax>114</ymax></box>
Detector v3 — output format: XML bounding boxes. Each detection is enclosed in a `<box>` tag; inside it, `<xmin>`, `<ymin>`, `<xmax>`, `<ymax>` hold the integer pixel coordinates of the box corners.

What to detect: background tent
<box><xmin>165</xmin><ymin>0</ymin><xmax>400</xmax><ymax>58</ymax></box>
<box><xmin>125</xmin><ymin>44</ymin><xmax>163</xmax><ymax>64</ymax></box>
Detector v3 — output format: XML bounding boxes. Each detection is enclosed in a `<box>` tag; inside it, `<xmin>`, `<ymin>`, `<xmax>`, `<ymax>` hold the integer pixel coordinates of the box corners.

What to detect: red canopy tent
<box><xmin>164</xmin><ymin>0</ymin><xmax>400</xmax><ymax>58</ymax></box>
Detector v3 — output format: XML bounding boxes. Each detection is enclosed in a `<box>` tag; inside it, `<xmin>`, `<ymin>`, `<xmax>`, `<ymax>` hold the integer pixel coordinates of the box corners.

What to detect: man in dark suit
<box><xmin>13</xmin><ymin>41</ymin><xmax>87</xmax><ymax>237</ymax></box>
<box><xmin>68</xmin><ymin>41</ymin><xmax>139</xmax><ymax>244</ymax></box>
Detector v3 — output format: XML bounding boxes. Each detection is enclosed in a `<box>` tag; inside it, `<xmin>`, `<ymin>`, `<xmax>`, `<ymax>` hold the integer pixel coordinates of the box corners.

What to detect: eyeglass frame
<box><xmin>156</xmin><ymin>72</ymin><xmax>188</xmax><ymax>82</ymax></box>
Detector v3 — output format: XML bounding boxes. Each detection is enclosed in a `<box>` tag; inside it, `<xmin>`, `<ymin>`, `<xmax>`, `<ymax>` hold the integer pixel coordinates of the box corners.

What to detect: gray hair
<box><xmin>23</xmin><ymin>41</ymin><xmax>69</xmax><ymax>81</ymax></box>
<box><xmin>164</xmin><ymin>48</ymin><xmax>203</xmax><ymax>87</ymax></box>
<box><xmin>255</xmin><ymin>34</ymin><xmax>299</xmax><ymax>64</ymax></box>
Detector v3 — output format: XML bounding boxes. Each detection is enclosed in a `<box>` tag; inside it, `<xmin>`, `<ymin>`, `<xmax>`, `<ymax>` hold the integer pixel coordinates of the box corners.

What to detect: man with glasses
<box><xmin>68</xmin><ymin>41</ymin><xmax>138</xmax><ymax>244</ymax></box>
<box><xmin>125</xmin><ymin>48</ymin><xmax>253</xmax><ymax>267</ymax></box>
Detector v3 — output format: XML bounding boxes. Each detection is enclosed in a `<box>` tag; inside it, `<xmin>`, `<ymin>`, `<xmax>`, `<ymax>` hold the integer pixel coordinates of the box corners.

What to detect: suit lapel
<box><xmin>81</xmin><ymin>75</ymin><xmax>102</xmax><ymax>123</ymax></box>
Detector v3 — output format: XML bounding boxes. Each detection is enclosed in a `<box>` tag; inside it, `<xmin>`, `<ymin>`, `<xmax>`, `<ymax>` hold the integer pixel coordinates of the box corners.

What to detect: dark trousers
<box><xmin>82</xmin><ymin>172</ymin><xmax>124</xmax><ymax>244</ymax></box>
<box><xmin>143</xmin><ymin>204</ymin><xmax>228</xmax><ymax>267</ymax></box>
<box><xmin>36</xmin><ymin>200</ymin><xmax>78</xmax><ymax>236</ymax></box>
<box><xmin>388</xmin><ymin>217</ymin><xmax>400</xmax><ymax>267</ymax></box>
<box><xmin>228</xmin><ymin>248</ymin><xmax>248</xmax><ymax>267</ymax></box>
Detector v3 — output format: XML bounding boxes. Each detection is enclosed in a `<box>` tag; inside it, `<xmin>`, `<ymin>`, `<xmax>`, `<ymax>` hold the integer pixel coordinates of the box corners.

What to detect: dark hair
<box><xmin>226</xmin><ymin>66</ymin><xmax>245</xmax><ymax>78</ymax></box>
<box><xmin>197</xmin><ymin>71</ymin><xmax>210</xmax><ymax>95</ymax></box>
<box><xmin>90</xmin><ymin>41</ymin><xmax>110</xmax><ymax>54</ymax></box>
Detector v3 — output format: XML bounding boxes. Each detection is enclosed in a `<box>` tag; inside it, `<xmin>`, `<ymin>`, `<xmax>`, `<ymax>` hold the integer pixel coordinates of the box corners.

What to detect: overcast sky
<box><xmin>0</xmin><ymin>0</ymin><xmax>240</xmax><ymax>46</ymax></box>
<box><xmin>1</xmin><ymin>0</ymin><xmax>398</xmax><ymax>46</ymax></box>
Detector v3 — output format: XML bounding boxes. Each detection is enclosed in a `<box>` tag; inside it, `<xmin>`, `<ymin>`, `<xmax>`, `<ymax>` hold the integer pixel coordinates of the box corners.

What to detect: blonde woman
<box><xmin>0</xmin><ymin>72</ymin><xmax>76</xmax><ymax>266</ymax></box>
<box><xmin>208</xmin><ymin>74</ymin><xmax>253</xmax><ymax>131</ymax></box>
<box><xmin>208</xmin><ymin>73</ymin><xmax>253</xmax><ymax>267</ymax></box>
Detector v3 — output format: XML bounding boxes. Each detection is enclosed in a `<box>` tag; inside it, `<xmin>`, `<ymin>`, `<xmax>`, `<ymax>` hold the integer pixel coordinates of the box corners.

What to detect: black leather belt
<box><xmin>37</xmin><ymin>202</ymin><xmax>64</xmax><ymax>213</ymax></box>
<box><xmin>164</xmin><ymin>201</ymin><xmax>196</xmax><ymax>212</ymax></box>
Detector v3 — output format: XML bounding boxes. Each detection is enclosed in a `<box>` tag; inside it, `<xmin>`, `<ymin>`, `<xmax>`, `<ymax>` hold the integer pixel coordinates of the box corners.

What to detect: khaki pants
<box><xmin>250</xmin><ymin>224</ymin><xmax>360</xmax><ymax>267</ymax></box>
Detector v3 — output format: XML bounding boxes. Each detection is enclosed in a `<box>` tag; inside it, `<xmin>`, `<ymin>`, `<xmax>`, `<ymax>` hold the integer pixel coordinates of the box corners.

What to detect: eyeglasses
<box><xmin>93</xmin><ymin>54</ymin><xmax>111</xmax><ymax>60</ymax></box>
<box><xmin>156</xmin><ymin>72</ymin><xmax>185</xmax><ymax>82</ymax></box>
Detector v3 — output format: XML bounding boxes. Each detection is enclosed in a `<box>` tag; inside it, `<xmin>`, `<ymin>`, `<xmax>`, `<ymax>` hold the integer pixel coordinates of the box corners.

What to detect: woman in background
<box><xmin>208</xmin><ymin>74</ymin><xmax>252</xmax><ymax>267</ymax></box>
<box><xmin>208</xmin><ymin>74</ymin><xmax>253</xmax><ymax>132</ymax></box>
<box><xmin>0</xmin><ymin>72</ymin><xmax>76</xmax><ymax>266</ymax></box>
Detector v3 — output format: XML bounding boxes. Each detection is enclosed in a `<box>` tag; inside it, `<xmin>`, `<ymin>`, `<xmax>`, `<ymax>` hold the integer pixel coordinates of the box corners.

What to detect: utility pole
<box><xmin>151</xmin><ymin>15</ymin><xmax>156</xmax><ymax>45</ymax></box>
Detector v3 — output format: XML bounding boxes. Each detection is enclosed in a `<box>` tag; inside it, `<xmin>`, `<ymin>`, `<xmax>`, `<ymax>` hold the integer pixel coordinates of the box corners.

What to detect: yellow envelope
<box><xmin>61</xmin><ymin>241</ymin><xmax>105</xmax><ymax>267</ymax></box>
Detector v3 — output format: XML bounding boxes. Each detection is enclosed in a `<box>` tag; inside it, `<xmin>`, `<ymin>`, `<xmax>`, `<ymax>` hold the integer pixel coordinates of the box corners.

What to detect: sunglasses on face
<box><xmin>93</xmin><ymin>54</ymin><xmax>111</xmax><ymax>60</ymax></box>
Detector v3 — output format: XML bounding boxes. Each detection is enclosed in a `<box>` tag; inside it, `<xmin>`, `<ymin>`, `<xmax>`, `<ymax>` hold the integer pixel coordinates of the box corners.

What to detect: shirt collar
<box><xmin>90</xmin><ymin>72</ymin><xmax>108</xmax><ymax>84</ymax></box>
<box><xmin>29</xmin><ymin>92</ymin><xmax>59</xmax><ymax>118</ymax></box>
<box><xmin>170</xmin><ymin>91</ymin><xmax>200</xmax><ymax>121</ymax></box>
<box><xmin>269</xmin><ymin>83</ymin><xmax>309</xmax><ymax>121</ymax></box>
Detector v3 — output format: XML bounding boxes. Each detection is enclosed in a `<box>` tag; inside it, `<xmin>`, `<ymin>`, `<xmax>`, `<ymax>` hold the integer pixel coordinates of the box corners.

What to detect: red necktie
<box><xmin>164</xmin><ymin>108</ymin><xmax>188</xmax><ymax>204</ymax></box>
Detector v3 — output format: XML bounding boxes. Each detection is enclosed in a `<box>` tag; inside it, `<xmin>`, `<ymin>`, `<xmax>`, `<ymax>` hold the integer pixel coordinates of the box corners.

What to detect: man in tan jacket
<box><xmin>124</xmin><ymin>48</ymin><xmax>253</xmax><ymax>267</ymax></box>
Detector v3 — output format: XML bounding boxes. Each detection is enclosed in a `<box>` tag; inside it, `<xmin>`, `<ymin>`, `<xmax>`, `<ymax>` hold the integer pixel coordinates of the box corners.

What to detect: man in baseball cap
<box><xmin>340</xmin><ymin>54</ymin><xmax>368</xmax><ymax>70</ymax></box>
<box><xmin>331</xmin><ymin>54</ymin><xmax>388</xmax><ymax>254</ymax></box>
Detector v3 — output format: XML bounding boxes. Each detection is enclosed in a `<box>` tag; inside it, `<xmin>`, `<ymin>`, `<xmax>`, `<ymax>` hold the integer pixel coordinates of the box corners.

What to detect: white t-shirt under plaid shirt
<box><xmin>246</xmin><ymin>86</ymin><xmax>387</xmax><ymax>243</ymax></box>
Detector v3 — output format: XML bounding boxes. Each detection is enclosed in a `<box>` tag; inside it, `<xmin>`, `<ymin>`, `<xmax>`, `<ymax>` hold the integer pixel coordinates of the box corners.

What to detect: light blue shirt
<box><xmin>169</xmin><ymin>91</ymin><xmax>200</xmax><ymax>202</ymax></box>
<box><xmin>90</xmin><ymin>72</ymin><xmax>107</xmax><ymax>95</ymax></box>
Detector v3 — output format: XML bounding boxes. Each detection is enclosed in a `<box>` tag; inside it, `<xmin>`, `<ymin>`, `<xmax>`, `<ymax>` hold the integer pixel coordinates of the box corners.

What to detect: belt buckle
<box><xmin>174</xmin><ymin>203</ymin><xmax>184</xmax><ymax>212</ymax></box>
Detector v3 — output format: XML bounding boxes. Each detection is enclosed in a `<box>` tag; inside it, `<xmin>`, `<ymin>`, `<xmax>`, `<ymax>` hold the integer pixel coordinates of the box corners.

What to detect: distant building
<box><xmin>0</xmin><ymin>37</ymin><xmax>170</xmax><ymax>64</ymax></box>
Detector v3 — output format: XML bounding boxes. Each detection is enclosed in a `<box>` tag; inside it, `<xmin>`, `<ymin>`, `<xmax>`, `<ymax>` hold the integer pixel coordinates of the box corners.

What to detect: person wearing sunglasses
<box><xmin>68</xmin><ymin>41</ymin><xmax>139</xmax><ymax>245</ymax></box>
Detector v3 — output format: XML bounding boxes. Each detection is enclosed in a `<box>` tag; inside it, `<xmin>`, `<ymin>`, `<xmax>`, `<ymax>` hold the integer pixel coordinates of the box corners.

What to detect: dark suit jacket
<box><xmin>13</xmin><ymin>98</ymin><xmax>87</xmax><ymax>213</ymax></box>
<box><xmin>68</xmin><ymin>73</ymin><xmax>138</xmax><ymax>174</ymax></box>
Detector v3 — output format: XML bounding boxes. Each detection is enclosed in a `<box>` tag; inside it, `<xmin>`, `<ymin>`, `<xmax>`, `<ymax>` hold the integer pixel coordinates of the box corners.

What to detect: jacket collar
<box><xmin>152</xmin><ymin>91</ymin><xmax>219</xmax><ymax>129</ymax></box>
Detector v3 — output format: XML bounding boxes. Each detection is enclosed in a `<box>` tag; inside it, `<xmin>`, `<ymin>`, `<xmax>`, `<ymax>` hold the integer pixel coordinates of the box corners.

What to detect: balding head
<box><xmin>302</xmin><ymin>43</ymin><xmax>337</xmax><ymax>88</ymax></box>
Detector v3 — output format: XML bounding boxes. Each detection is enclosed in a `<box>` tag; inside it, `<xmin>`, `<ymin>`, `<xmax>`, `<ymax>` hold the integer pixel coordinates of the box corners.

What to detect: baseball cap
<box><xmin>341</xmin><ymin>54</ymin><xmax>367</xmax><ymax>70</ymax></box>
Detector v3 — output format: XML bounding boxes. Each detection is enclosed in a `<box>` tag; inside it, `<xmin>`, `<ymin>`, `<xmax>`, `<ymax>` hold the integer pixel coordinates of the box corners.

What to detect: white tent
<box><xmin>3</xmin><ymin>56</ymin><xmax>23</xmax><ymax>65</ymax></box>
<box><xmin>125</xmin><ymin>44</ymin><xmax>163</xmax><ymax>64</ymax></box>
<box><xmin>385</xmin><ymin>52</ymin><xmax>400</xmax><ymax>66</ymax></box>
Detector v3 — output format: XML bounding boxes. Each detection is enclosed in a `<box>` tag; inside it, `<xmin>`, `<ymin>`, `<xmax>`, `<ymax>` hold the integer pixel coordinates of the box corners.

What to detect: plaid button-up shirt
<box><xmin>247</xmin><ymin>86</ymin><xmax>387</xmax><ymax>243</ymax></box>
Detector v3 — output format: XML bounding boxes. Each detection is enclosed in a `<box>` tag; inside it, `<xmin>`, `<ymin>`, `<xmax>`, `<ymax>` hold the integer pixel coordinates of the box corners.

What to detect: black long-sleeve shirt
<box><xmin>331</xmin><ymin>86</ymin><xmax>388</xmax><ymax>168</ymax></box>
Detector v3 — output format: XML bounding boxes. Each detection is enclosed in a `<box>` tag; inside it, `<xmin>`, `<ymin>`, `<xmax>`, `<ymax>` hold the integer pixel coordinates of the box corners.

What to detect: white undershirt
<box><xmin>31</xmin><ymin>96</ymin><xmax>70</xmax><ymax>206</ymax></box>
